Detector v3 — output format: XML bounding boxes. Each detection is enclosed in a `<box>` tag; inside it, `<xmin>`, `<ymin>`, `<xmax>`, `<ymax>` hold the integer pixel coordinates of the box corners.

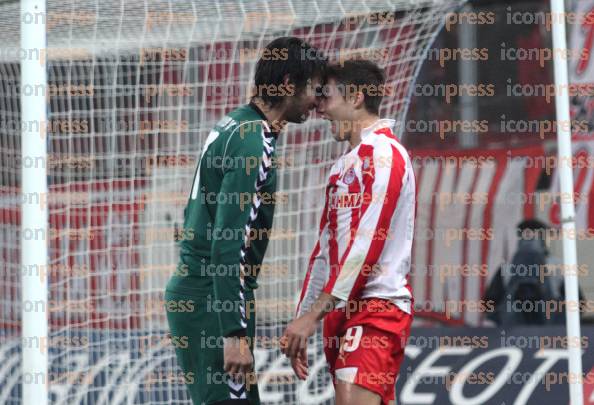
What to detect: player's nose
<box><xmin>310</xmin><ymin>97</ymin><xmax>319</xmax><ymax>110</ymax></box>
<box><xmin>316</xmin><ymin>99</ymin><xmax>326</xmax><ymax>114</ymax></box>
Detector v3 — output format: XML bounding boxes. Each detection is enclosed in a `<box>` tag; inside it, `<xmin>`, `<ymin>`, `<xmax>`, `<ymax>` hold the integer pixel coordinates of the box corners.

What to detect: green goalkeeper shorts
<box><xmin>165</xmin><ymin>288</ymin><xmax>260</xmax><ymax>405</ymax></box>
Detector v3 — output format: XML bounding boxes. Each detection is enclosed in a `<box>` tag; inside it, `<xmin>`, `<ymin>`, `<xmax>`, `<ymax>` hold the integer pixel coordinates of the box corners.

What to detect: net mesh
<box><xmin>0</xmin><ymin>0</ymin><xmax>465</xmax><ymax>403</ymax></box>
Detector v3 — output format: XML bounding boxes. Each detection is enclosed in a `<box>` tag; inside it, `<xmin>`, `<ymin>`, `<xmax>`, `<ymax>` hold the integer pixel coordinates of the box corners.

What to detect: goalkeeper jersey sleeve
<box><xmin>168</xmin><ymin>102</ymin><xmax>278</xmax><ymax>337</ymax></box>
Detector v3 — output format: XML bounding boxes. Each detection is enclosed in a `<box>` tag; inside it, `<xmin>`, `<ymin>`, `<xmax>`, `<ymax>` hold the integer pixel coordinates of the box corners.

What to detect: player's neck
<box><xmin>250</xmin><ymin>98</ymin><xmax>287</xmax><ymax>132</ymax></box>
<box><xmin>349</xmin><ymin>115</ymin><xmax>380</xmax><ymax>148</ymax></box>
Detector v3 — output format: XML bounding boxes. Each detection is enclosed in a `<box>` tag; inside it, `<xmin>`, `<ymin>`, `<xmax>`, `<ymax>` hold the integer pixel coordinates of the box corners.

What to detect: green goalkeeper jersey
<box><xmin>166</xmin><ymin>102</ymin><xmax>278</xmax><ymax>337</ymax></box>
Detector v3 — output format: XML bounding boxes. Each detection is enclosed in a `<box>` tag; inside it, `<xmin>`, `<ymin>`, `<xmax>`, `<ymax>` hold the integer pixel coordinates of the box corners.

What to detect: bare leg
<box><xmin>335</xmin><ymin>379</ymin><xmax>382</xmax><ymax>405</ymax></box>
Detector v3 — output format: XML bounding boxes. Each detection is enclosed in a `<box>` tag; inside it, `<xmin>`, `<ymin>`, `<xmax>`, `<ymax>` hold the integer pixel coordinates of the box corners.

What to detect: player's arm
<box><xmin>283</xmin><ymin>200</ymin><xmax>332</xmax><ymax>377</ymax></box>
<box><xmin>210</xmin><ymin>127</ymin><xmax>264</xmax><ymax>337</ymax></box>
<box><xmin>283</xmin><ymin>292</ymin><xmax>338</xmax><ymax>380</ymax></box>
<box><xmin>209</xmin><ymin>125</ymin><xmax>266</xmax><ymax>374</ymax></box>
<box><xmin>295</xmin><ymin>205</ymin><xmax>330</xmax><ymax>317</ymax></box>
<box><xmin>284</xmin><ymin>292</ymin><xmax>338</xmax><ymax>353</ymax></box>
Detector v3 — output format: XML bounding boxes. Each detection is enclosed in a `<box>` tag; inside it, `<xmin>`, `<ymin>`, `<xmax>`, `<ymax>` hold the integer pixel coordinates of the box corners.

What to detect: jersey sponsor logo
<box><xmin>329</xmin><ymin>192</ymin><xmax>362</xmax><ymax>209</ymax></box>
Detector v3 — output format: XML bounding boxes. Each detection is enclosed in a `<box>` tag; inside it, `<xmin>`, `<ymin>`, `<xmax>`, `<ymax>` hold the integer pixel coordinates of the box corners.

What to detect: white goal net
<box><xmin>0</xmin><ymin>0</ymin><xmax>465</xmax><ymax>403</ymax></box>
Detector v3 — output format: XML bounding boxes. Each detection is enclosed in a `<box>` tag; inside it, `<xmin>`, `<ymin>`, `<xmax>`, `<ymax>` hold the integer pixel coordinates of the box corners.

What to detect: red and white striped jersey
<box><xmin>297</xmin><ymin>118</ymin><xmax>415</xmax><ymax>316</ymax></box>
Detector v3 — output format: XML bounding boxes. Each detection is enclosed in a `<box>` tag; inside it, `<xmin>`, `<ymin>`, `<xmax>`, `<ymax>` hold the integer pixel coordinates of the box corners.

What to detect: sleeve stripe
<box><xmin>324</xmin><ymin>172</ymin><xmax>342</xmax><ymax>293</ymax></box>
<box><xmin>236</xmin><ymin>128</ymin><xmax>274</xmax><ymax>328</ymax></box>
<box><xmin>295</xmin><ymin>240</ymin><xmax>321</xmax><ymax>315</ymax></box>
<box><xmin>296</xmin><ymin>180</ymin><xmax>333</xmax><ymax>315</ymax></box>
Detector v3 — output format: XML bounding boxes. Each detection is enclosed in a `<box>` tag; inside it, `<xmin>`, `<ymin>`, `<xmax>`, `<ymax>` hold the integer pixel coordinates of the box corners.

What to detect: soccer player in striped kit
<box><xmin>165</xmin><ymin>37</ymin><xmax>326</xmax><ymax>405</ymax></box>
<box><xmin>282</xmin><ymin>60</ymin><xmax>415</xmax><ymax>405</ymax></box>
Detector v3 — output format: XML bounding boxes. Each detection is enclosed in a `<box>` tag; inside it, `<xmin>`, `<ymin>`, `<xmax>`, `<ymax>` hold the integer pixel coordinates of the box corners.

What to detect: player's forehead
<box><xmin>308</xmin><ymin>75</ymin><xmax>322</xmax><ymax>88</ymax></box>
<box><xmin>323</xmin><ymin>78</ymin><xmax>341</xmax><ymax>95</ymax></box>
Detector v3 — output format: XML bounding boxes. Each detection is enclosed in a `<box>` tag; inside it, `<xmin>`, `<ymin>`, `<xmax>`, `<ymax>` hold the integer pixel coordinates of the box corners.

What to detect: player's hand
<box><xmin>223</xmin><ymin>336</ymin><xmax>253</xmax><ymax>380</ymax></box>
<box><xmin>281</xmin><ymin>312</ymin><xmax>317</xmax><ymax>358</ymax></box>
<box><xmin>290</xmin><ymin>346</ymin><xmax>309</xmax><ymax>380</ymax></box>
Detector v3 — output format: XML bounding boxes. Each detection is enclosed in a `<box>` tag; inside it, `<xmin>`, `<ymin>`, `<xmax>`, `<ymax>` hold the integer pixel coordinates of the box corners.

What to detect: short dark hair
<box><xmin>324</xmin><ymin>60</ymin><xmax>386</xmax><ymax>115</ymax></box>
<box><xmin>517</xmin><ymin>219</ymin><xmax>549</xmax><ymax>240</ymax></box>
<box><xmin>252</xmin><ymin>36</ymin><xmax>327</xmax><ymax>107</ymax></box>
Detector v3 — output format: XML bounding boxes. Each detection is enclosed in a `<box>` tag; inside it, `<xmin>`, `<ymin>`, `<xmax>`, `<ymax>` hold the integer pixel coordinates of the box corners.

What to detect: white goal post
<box><xmin>549</xmin><ymin>0</ymin><xmax>584</xmax><ymax>403</ymax></box>
<box><xmin>2</xmin><ymin>0</ymin><xmax>466</xmax><ymax>404</ymax></box>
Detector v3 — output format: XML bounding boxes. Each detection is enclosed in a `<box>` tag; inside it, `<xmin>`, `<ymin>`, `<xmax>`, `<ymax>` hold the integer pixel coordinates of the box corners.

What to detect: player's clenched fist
<box><xmin>281</xmin><ymin>312</ymin><xmax>317</xmax><ymax>358</ymax></box>
<box><xmin>223</xmin><ymin>337</ymin><xmax>253</xmax><ymax>380</ymax></box>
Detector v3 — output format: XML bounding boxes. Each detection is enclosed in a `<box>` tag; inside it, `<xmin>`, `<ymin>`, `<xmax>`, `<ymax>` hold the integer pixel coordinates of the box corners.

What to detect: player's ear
<box><xmin>351</xmin><ymin>91</ymin><xmax>365</xmax><ymax>110</ymax></box>
<box><xmin>247</xmin><ymin>84</ymin><xmax>258</xmax><ymax>99</ymax></box>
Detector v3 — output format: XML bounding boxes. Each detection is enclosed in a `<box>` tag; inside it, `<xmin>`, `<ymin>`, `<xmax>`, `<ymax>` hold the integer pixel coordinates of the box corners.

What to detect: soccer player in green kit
<box><xmin>165</xmin><ymin>37</ymin><xmax>327</xmax><ymax>405</ymax></box>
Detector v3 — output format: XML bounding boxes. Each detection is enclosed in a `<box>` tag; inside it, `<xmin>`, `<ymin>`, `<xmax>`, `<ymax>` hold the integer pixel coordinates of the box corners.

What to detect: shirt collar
<box><xmin>360</xmin><ymin>118</ymin><xmax>397</xmax><ymax>140</ymax></box>
<box><xmin>248</xmin><ymin>101</ymin><xmax>268</xmax><ymax>121</ymax></box>
<box><xmin>248</xmin><ymin>102</ymin><xmax>279</xmax><ymax>139</ymax></box>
